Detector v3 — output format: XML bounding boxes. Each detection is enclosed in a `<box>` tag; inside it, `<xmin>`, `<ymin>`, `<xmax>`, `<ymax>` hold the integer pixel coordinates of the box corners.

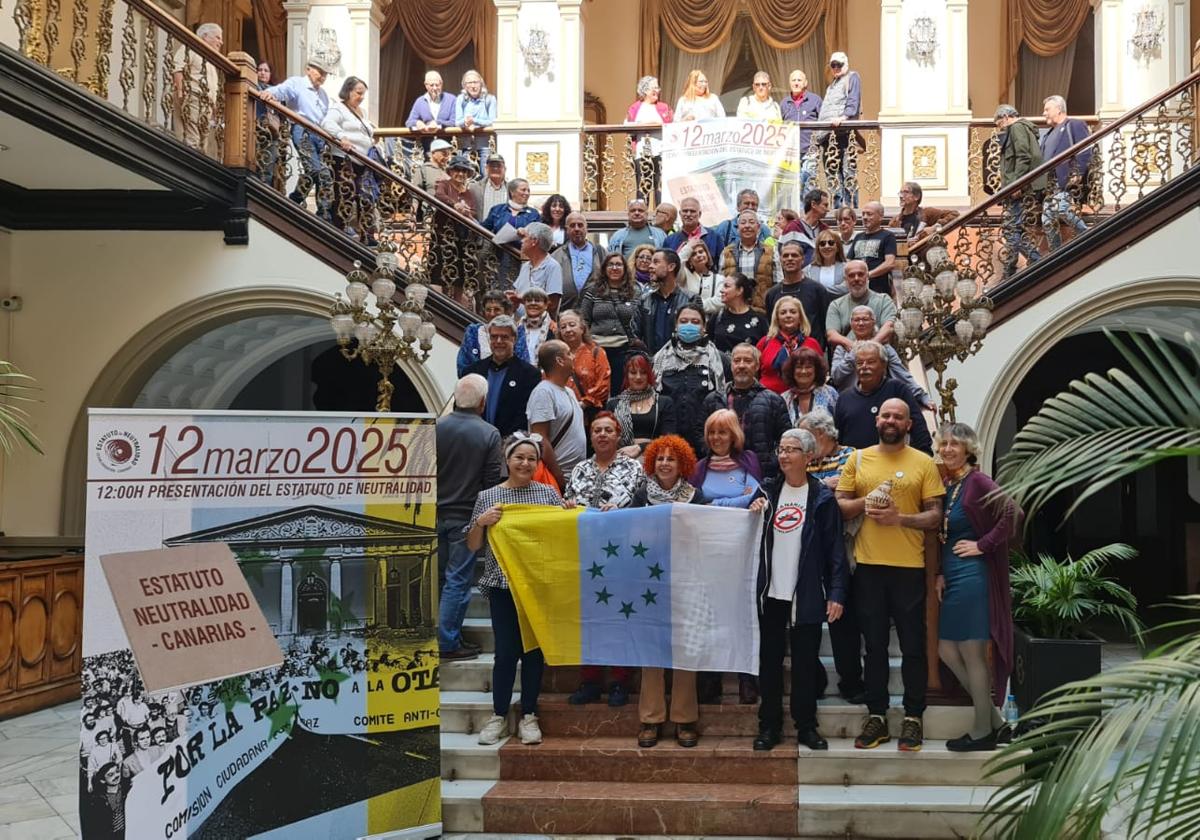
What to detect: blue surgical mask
<box><xmin>676</xmin><ymin>323</ymin><xmax>702</xmax><ymax>343</ymax></box>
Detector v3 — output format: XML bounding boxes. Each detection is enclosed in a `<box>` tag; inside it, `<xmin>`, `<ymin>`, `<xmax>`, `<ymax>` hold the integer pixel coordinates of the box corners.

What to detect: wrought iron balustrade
<box><xmin>966</xmin><ymin>115</ymin><xmax>1101</xmax><ymax>205</ymax></box>
<box><xmin>373</xmin><ymin>126</ymin><xmax>498</xmax><ymax>175</ymax></box>
<box><xmin>920</xmin><ymin>78</ymin><xmax>1197</xmax><ymax>291</ymax></box>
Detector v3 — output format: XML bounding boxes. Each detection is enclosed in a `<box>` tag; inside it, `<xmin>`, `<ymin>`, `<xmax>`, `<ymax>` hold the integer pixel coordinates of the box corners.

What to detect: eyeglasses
<box><xmin>819</xmin><ymin>241</ymin><xmax>837</xmax><ymax>247</ymax></box>
<box><xmin>753</xmin><ymin>82</ymin><xmax>770</xmax><ymax>88</ymax></box>
<box><xmin>830</xmin><ymin>62</ymin><xmax>844</xmax><ymax>69</ymax></box>
<box><xmin>776</xmin><ymin>446</ymin><xmax>806</xmax><ymax>455</ymax></box>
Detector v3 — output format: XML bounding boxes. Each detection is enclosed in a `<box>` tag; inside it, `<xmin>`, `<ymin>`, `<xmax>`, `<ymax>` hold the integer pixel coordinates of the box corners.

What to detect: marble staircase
<box><xmin>438</xmin><ymin>590</ymin><xmax>1009</xmax><ymax>838</ymax></box>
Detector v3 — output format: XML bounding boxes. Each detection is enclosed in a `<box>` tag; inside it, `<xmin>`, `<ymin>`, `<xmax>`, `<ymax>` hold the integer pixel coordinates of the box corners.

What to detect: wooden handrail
<box><xmin>582</xmin><ymin>119</ymin><xmax>883</xmax><ymax>133</ymax></box>
<box><xmin>124</xmin><ymin>0</ymin><xmax>238</xmax><ymax>76</ymax></box>
<box><xmin>250</xmin><ymin>91</ymin><xmax>520</xmax><ymax>257</ymax></box>
<box><xmin>916</xmin><ymin>69</ymin><xmax>1200</xmax><ymax>250</ymax></box>
<box><xmin>374</xmin><ymin>126</ymin><xmax>497</xmax><ymax>138</ymax></box>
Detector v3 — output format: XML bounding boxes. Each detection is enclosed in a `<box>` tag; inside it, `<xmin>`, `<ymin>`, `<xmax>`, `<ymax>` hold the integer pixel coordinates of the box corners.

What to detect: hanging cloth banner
<box><xmin>661</xmin><ymin>118</ymin><xmax>804</xmax><ymax>223</ymax></box>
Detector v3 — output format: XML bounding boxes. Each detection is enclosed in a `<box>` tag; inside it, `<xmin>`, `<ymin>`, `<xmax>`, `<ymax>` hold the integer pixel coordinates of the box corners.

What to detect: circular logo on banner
<box><xmin>95</xmin><ymin>430</ymin><xmax>141</xmax><ymax>472</ymax></box>
<box><xmin>773</xmin><ymin>504</ymin><xmax>805</xmax><ymax>533</ymax></box>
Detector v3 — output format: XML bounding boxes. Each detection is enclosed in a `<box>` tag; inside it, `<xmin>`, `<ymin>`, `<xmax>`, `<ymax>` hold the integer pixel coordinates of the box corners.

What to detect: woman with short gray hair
<box><xmin>624</xmin><ymin>76</ymin><xmax>673</xmax><ymax>203</ymax></box>
<box><xmin>797</xmin><ymin>410</ymin><xmax>855</xmax><ymax>490</ymax></box>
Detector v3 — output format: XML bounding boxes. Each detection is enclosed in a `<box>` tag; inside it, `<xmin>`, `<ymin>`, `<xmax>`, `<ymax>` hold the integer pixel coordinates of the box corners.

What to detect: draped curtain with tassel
<box><xmin>1001</xmin><ymin>0</ymin><xmax>1095</xmax><ymax>100</ymax></box>
<box><xmin>380</xmin><ymin>0</ymin><xmax>496</xmax><ymax>88</ymax></box>
<box><xmin>639</xmin><ymin>0</ymin><xmax>847</xmax><ymax>95</ymax></box>
<box><xmin>658</xmin><ymin>20</ymin><xmax>743</xmax><ymax>111</ymax></box>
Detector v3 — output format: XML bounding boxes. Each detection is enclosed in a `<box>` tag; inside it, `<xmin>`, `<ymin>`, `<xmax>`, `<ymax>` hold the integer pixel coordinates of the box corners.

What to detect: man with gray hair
<box><xmin>833</xmin><ymin>341</ymin><xmax>932</xmax><ymax>453</ymax></box>
<box><xmin>466</xmin><ymin>315</ymin><xmax>541</xmax><ymax>436</ymax></box>
<box><xmin>260</xmin><ymin>55</ymin><xmax>334</xmax><ymax>215</ymax></box>
<box><xmin>825</xmin><ymin>260</ymin><xmax>896</xmax><ymax>353</ymax></box>
<box><xmin>552</xmin><ymin>212</ymin><xmax>608</xmax><ymax>310</ymax></box>
<box><xmin>712</xmin><ymin>189</ymin><xmax>771</xmax><ymax>251</ymax></box>
<box><xmin>436</xmin><ymin>374</ymin><xmax>503</xmax><ymax>660</ymax></box>
<box><xmin>845</xmin><ymin>201</ymin><xmax>897</xmax><ymax>295</ymax></box>
<box><xmin>830</xmin><ymin>306</ymin><xmax>933</xmax><ymax>409</ymax></box>
<box><xmin>737</xmin><ymin>71</ymin><xmax>782</xmax><ymax>120</ymax></box>
<box><xmin>753</xmin><ymin>426</ymin><xmax>847</xmax><ymax>752</ymax></box>
<box><xmin>172</xmin><ymin>23</ymin><xmax>223</xmax><ymax>154</ymax></box>
<box><xmin>406</xmin><ymin>70</ymin><xmax>456</xmax><ymax>151</ymax></box>
<box><xmin>512</xmin><ymin>221</ymin><xmax>564</xmax><ymax>316</ymax></box>
<box><xmin>608</xmin><ymin>199</ymin><xmax>666</xmax><ymax>259</ymax></box>
<box><xmin>1039</xmin><ymin>94</ymin><xmax>1094</xmax><ymax>250</ymax></box>
<box><xmin>995</xmin><ymin>104</ymin><xmax>1045</xmax><ymax>278</ymax></box>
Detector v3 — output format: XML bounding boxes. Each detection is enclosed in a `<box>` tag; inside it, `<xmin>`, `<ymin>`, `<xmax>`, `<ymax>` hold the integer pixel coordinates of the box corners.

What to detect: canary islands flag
<box><xmin>488</xmin><ymin>504</ymin><xmax>762</xmax><ymax>674</ymax></box>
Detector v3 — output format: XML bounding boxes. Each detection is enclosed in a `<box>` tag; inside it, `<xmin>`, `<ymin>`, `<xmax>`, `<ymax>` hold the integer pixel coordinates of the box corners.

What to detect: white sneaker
<box><xmin>477</xmin><ymin>714</ymin><xmax>508</xmax><ymax>745</ymax></box>
<box><xmin>518</xmin><ymin>713</ymin><xmax>542</xmax><ymax>745</ymax></box>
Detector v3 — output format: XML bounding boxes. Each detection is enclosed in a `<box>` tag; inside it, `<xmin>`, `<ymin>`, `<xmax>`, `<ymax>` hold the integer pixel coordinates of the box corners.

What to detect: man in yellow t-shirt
<box><xmin>836</xmin><ymin>398</ymin><xmax>943</xmax><ymax>752</ymax></box>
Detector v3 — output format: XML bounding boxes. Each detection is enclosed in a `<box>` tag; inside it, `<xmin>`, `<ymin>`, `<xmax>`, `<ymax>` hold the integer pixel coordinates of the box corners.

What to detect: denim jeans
<box><xmin>1041</xmin><ymin>189</ymin><xmax>1087</xmax><ymax>250</ymax></box>
<box><xmin>1002</xmin><ymin>198</ymin><xmax>1041</xmax><ymax>275</ymax></box>
<box><xmin>437</xmin><ymin>519</ymin><xmax>476</xmax><ymax>652</ymax></box>
<box><xmin>290</xmin><ymin>125</ymin><xmax>332</xmax><ymax>220</ymax></box>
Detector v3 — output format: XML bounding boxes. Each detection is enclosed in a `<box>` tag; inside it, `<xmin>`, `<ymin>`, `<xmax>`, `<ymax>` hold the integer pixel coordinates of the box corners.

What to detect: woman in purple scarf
<box><xmin>934</xmin><ymin>422</ymin><xmax>1021</xmax><ymax>751</ymax></box>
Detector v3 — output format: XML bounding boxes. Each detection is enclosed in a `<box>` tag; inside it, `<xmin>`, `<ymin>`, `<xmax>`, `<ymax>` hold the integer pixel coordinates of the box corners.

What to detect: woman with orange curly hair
<box><xmin>629</xmin><ymin>434</ymin><xmax>709</xmax><ymax>750</ymax></box>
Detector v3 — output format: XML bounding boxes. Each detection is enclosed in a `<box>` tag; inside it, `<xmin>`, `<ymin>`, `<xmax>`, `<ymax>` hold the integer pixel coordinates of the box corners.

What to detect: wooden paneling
<box><xmin>0</xmin><ymin>554</ymin><xmax>83</xmax><ymax>719</ymax></box>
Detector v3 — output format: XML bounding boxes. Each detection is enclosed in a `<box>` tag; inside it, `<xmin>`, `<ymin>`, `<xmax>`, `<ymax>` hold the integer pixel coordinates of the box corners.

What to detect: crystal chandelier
<box><xmin>906</xmin><ymin>16</ymin><xmax>938</xmax><ymax>67</ymax></box>
<box><xmin>1128</xmin><ymin>5</ymin><xmax>1164</xmax><ymax>64</ymax></box>
<box><xmin>892</xmin><ymin>233</ymin><xmax>993</xmax><ymax>422</ymax></box>
<box><xmin>330</xmin><ymin>239</ymin><xmax>437</xmax><ymax>412</ymax></box>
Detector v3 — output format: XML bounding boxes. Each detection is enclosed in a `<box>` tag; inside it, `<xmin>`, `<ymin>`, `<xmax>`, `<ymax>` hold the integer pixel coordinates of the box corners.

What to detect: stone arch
<box><xmin>972</xmin><ymin>277</ymin><xmax>1200</xmax><ymax>467</ymax></box>
<box><xmin>60</xmin><ymin>286</ymin><xmax>445</xmax><ymax>535</ymax></box>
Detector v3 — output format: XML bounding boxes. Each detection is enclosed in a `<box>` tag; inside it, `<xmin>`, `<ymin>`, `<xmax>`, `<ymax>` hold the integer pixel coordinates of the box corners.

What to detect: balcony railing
<box><xmin>917</xmin><ymin>77</ymin><xmax>1198</xmax><ymax>291</ymax></box>
<box><xmin>7</xmin><ymin>0</ymin><xmax>519</xmax><ymax>313</ymax></box>
<box><xmin>966</xmin><ymin>116</ymin><xmax>1101</xmax><ymax>205</ymax></box>
<box><xmin>579</xmin><ymin>121</ymin><xmax>883</xmax><ymax>212</ymax></box>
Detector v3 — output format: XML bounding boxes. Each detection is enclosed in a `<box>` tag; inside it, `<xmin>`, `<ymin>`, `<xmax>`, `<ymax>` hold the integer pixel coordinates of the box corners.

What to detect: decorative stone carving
<box><xmin>912</xmin><ymin>145</ymin><xmax>938</xmax><ymax>179</ymax></box>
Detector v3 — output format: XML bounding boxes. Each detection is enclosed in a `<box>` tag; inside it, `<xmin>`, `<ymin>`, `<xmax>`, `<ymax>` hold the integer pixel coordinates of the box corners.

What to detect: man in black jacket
<box><xmin>754</xmin><ymin>427</ymin><xmax>847</xmax><ymax>751</ymax></box>
<box><xmin>466</xmin><ymin>315</ymin><xmax>541</xmax><ymax>437</ymax></box>
<box><xmin>833</xmin><ymin>341</ymin><xmax>933</xmax><ymax>454</ymax></box>
<box><xmin>639</xmin><ymin>249</ymin><xmax>697</xmax><ymax>354</ymax></box>
<box><xmin>702</xmin><ymin>343</ymin><xmax>791</xmax><ymax>479</ymax></box>
<box><xmin>765</xmin><ymin>239</ymin><xmax>832</xmax><ymax>348</ymax></box>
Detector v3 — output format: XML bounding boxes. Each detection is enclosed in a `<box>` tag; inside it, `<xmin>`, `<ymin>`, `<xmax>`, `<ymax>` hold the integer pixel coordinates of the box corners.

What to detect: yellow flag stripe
<box><xmin>488</xmin><ymin>504</ymin><xmax>584</xmax><ymax>663</ymax></box>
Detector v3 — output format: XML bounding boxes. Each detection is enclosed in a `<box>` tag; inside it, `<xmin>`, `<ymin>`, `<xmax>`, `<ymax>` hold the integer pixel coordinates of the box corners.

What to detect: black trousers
<box><xmin>758</xmin><ymin>598</ymin><xmax>823</xmax><ymax>732</ymax></box>
<box><xmin>815</xmin><ymin>573</ymin><xmax>864</xmax><ymax>697</ymax></box>
<box><xmin>856</xmin><ymin>564</ymin><xmax>926</xmax><ymax>717</ymax></box>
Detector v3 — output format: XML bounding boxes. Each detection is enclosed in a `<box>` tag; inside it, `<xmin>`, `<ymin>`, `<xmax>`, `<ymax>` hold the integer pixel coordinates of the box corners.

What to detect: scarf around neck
<box><xmin>614</xmin><ymin>387</ymin><xmax>655</xmax><ymax>446</ymax></box>
<box><xmin>654</xmin><ymin>338</ymin><xmax>727</xmax><ymax>393</ymax></box>
<box><xmin>646</xmin><ymin>476</ymin><xmax>695</xmax><ymax>505</ymax></box>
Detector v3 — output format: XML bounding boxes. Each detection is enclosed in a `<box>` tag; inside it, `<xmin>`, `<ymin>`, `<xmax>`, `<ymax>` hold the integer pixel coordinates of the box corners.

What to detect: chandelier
<box><xmin>892</xmin><ymin>233</ymin><xmax>993</xmax><ymax>422</ymax></box>
<box><xmin>330</xmin><ymin>239</ymin><xmax>437</xmax><ymax>412</ymax></box>
<box><xmin>520</xmin><ymin>25</ymin><xmax>554</xmax><ymax>86</ymax></box>
<box><xmin>1128</xmin><ymin>4</ymin><xmax>1164</xmax><ymax>64</ymax></box>
<box><xmin>906</xmin><ymin>16</ymin><xmax>938</xmax><ymax>67</ymax></box>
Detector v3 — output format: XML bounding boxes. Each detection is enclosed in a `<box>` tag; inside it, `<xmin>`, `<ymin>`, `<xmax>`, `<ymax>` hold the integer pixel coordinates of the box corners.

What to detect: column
<box><xmin>1097</xmin><ymin>0</ymin><xmax>1190</xmax><ymax>119</ymax></box>
<box><xmin>282</xmin><ymin>0</ymin><xmax>386</xmax><ymax>117</ymax></box>
<box><xmin>280</xmin><ymin>559</ymin><xmax>294</xmax><ymax>634</ymax></box>
<box><xmin>491</xmin><ymin>0</ymin><xmax>585</xmax><ymax>207</ymax></box>
<box><xmin>878</xmin><ymin>0</ymin><xmax>973</xmax><ymax>207</ymax></box>
<box><xmin>329</xmin><ymin>556</ymin><xmax>342</xmax><ymax>602</ymax></box>
<box><xmin>282</xmin><ymin>1</ymin><xmax>311</xmax><ymax>78</ymax></box>
<box><xmin>346</xmin><ymin>0</ymin><xmax>385</xmax><ymax>123</ymax></box>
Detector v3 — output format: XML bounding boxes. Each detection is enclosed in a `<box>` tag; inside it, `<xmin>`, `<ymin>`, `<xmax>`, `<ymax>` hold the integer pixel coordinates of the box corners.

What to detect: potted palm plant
<box><xmin>980</xmin><ymin>329</ymin><xmax>1200</xmax><ymax>838</ymax></box>
<box><xmin>1008</xmin><ymin>543</ymin><xmax>1142</xmax><ymax>714</ymax></box>
<box><xmin>0</xmin><ymin>360</ymin><xmax>43</xmax><ymax>455</ymax></box>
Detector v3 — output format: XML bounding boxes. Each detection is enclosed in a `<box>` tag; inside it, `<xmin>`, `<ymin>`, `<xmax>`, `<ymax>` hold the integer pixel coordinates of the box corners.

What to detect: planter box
<box><xmin>0</xmin><ymin>552</ymin><xmax>84</xmax><ymax>719</ymax></box>
<box><xmin>1011</xmin><ymin>625</ymin><xmax>1102</xmax><ymax>715</ymax></box>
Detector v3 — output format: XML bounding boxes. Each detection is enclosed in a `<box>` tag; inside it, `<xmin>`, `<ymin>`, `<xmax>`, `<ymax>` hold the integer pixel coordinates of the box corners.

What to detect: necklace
<box><xmin>939</xmin><ymin>468</ymin><xmax>972</xmax><ymax>544</ymax></box>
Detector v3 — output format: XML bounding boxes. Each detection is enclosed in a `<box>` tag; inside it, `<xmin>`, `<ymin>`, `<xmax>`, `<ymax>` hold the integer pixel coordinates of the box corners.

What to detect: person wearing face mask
<box><xmin>638</xmin><ymin>249</ymin><xmax>698</xmax><ymax>355</ymax></box>
<box><xmin>653</xmin><ymin>304</ymin><xmax>727</xmax><ymax>457</ymax></box>
<box><xmin>757</xmin><ymin>297</ymin><xmax>822</xmax><ymax>394</ymax></box>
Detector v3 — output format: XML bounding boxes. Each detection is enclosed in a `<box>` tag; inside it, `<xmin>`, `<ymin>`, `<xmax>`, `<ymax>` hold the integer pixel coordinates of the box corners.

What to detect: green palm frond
<box><xmin>980</xmin><ymin>596</ymin><xmax>1200</xmax><ymax>840</ymax></box>
<box><xmin>0</xmin><ymin>361</ymin><xmax>44</xmax><ymax>455</ymax></box>
<box><xmin>996</xmin><ymin>329</ymin><xmax>1200</xmax><ymax>520</ymax></box>
<box><xmin>1009</xmin><ymin>543</ymin><xmax>1142</xmax><ymax>640</ymax></box>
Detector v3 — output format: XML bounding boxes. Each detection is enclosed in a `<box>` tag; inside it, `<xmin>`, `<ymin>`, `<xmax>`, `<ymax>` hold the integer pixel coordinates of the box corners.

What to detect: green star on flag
<box><xmin>619</xmin><ymin>601</ymin><xmax>637</xmax><ymax>619</ymax></box>
<box><xmin>632</xmin><ymin>542</ymin><xmax>649</xmax><ymax>558</ymax></box>
<box><xmin>641</xmin><ymin>588</ymin><xmax>658</xmax><ymax>606</ymax></box>
<box><xmin>588</xmin><ymin>561</ymin><xmax>605</xmax><ymax>579</ymax></box>
<box><xmin>647</xmin><ymin>562</ymin><xmax>664</xmax><ymax>580</ymax></box>
<box><xmin>595</xmin><ymin>586</ymin><xmax>612</xmax><ymax>604</ymax></box>
<box><xmin>603</xmin><ymin>541</ymin><xmax>620</xmax><ymax>557</ymax></box>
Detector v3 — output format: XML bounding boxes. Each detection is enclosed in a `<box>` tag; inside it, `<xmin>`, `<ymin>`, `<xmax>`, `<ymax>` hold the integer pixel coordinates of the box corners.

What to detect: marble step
<box><xmin>442</xmin><ymin>778</ymin><xmax>496</xmax><ymax>833</ymax></box>
<box><xmin>795</xmin><ymin>783</ymin><xmax>999</xmax><ymax>838</ymax></box>
<box><xmin>441</xmin><ymin>731</ymin><xmax>505</xmax><ymax>781</ymax></box>
<box><xmin>479</xmin><ymin>780</ymin><xmax>800</xmax><ymax>836</ymax></box>
<box><xmin>459</xmin><ymin>615</ymin><xmax>902</xmax><ymax>658</ymax></box>
<box><xmin>528</xmin><ymin>694</ymin><xmax>976</xmax><ymax>741</ymax></box>
<box><xmin>493</xmin><ymin>735</ymin><xmax>1012</xmax><ymax>787</ymax></box>
<box><xmin>441</xmin><ymin>652</ymin><xmax>905</xmax><ymax>695</ymax></box>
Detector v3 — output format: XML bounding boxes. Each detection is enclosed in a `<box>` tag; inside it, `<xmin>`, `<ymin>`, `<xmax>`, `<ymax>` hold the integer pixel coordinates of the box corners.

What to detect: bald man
<box><xmin>845</xmin><ymin>201</ymin><xmax>898</xmax><ymax>295</ymax></box>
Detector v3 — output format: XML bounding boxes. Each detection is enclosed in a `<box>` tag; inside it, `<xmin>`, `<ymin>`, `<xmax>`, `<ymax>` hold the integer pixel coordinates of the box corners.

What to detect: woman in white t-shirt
<box><xmin>753</xmin><ymin>428</ymin><xmax>848</xmax><ymax>753</ymax></box>
<box><xmin>675</xmin><ymin>70</ymin><xmax>726</xmax><ymax>122</ymax></box>
<box><xmin>624</xmin><ymin>76</ymin><xmax>673</xmax><ymax>202</ymax></box>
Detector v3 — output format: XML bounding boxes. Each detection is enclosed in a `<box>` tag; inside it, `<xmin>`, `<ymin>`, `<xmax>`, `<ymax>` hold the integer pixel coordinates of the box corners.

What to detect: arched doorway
<box><xmin>296</xmin><ymin>572</ymin><xmax>329</xmax><ymax>634</ymax></box>
<box><xmin>990</xmin><ymin>303</ymin><xmax>1200</xmax><ymax>626</ymax></box>
<box><xmin>61</xmin><ymin>287</ymin><xmax>446</xmax><ymax>535</ymax></box>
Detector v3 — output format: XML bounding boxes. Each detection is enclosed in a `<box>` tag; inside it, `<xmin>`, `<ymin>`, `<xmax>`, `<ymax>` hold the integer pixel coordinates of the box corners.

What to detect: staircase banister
<box><xmin>124</xmin><ymin>0</ymin><xmax>239</xmax><ymax>76</ymax></box>
<box><xmin>913</xmin><ymin>68</ymin><xmax>1200</xmax><ymax>252</ymax></box>
<box><xmin>373</xmin><ymin>126</ymin><xmax>497</xmax><ymax>138</ymax></box>
<box><xmin>251</xmin><ymin>90</ymin><xmax>521</xmax><ymax>260</ymax></box>
<box><xmin>582</xmin><ymin>119</ymin><xmax>883</xmax><ymax>133</ymax></box>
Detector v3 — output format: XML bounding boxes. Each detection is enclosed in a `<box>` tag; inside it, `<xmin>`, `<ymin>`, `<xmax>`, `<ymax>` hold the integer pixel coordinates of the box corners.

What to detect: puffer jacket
<box><xmin>659</xmin><ymin>360</ymin><xmax>723</xmax><ymax>457</ymax></box>
<box><xmin>702</xmin><ymin>381</ymin><xmax>791</xmax><ymax>479</ymax></box>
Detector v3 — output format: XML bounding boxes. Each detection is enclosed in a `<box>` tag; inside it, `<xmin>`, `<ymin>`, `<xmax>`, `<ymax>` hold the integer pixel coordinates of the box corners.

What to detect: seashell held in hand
<box><xmin>864</xmin><ymin>480</ymin><xmax>894</xmax><ymax>510</ymax></box>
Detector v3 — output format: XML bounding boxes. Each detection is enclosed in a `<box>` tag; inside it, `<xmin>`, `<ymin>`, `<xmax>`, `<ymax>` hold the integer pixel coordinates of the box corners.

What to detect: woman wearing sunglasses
<box><xmin>803</xmin><ymin>231</ymin><xmax>849</xmax><ymax>295</ymax></box>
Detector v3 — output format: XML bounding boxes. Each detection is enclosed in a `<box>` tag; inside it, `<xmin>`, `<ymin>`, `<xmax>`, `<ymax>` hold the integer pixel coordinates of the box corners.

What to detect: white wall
<box><xmin>0</xmin><ymin>220</ymin><xmax>458</xmax><ymax>537</ymax></box>
<box><xmin>941</xmin><ymin>206</ymin><xmax>1200</xmax><ymax>463</ymax></box>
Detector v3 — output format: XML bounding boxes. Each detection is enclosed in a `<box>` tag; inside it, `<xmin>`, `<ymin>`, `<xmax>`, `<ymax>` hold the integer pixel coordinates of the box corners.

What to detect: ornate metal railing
<box><xmin>5</xmin><ymin>0</ymin><xmax>518</xmax><ymax>312</ymax></box>
<box><xmin>10</xmin><ymin>0</ymin><xmax>237</xmax><ymax>162</ymax></box>
<box><xmin>252</xmin><ymin>96</ymin><xmax>520</xmax><ymax>306</ymax></box>
<box><xmin>966</xmin><ymin>115</ymin><xmax>1101</xmax><ymax>205</ymax></box>
<box><xmin>373</xmin><ymin>126</ymin><xmax>498</xmax><ymax>176</ymax></box>
<box><xmin>922</xmin><ymin>79</ymin><xmax>1198</xmax><ymax>290</ymax></box>
<box><xmin>580</xmin><ymin>121</ymin><xmax>883</xmax><ymax>212</ymax></box>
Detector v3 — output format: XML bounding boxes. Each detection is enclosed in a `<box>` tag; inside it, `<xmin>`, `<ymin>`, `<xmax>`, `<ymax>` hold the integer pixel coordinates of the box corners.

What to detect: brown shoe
<box><xmin>637</xmin><ymin>723</ymin><xmax>660</xmax><ymax>748</ymax></box>
<box><xmin>676</xmin><ymin>724</ymin><xmax>699</xmax><ymax>748</ymax></box>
